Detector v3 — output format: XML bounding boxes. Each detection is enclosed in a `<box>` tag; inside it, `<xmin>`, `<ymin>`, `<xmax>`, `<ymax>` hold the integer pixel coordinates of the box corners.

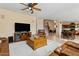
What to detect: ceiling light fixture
<box><xmin>29</xmin><ymin>7</ymin><xmax>31</xmax><ymax>10</ymax></box>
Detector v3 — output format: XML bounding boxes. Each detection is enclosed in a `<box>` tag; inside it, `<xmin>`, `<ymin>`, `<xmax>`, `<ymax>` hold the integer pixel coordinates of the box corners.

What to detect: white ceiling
<box><xmin>0</xmin><ymin>3</ymin><xmax>79</xmax><ymax>21</ymax></box>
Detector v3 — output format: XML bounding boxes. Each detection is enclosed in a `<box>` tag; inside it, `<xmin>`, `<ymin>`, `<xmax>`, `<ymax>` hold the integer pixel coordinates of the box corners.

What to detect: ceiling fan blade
<box><xmin>32</xmin><ymin>3</ymin><xmax>38</xmax><ymax>7</ymax></box>
<box><xmin>33</xmin><ymin>7</ymin><xmax>41</xmax><ymax>11</ymax></box>
<box><xmin>21</xmin><ymin>7</ymin><xmax>28</xmax><ymax>10</ymax></box>
<box><xmin>20</xmin><ymin>3</ymin><xmax>28</xmax><ymax>6</ymax></box>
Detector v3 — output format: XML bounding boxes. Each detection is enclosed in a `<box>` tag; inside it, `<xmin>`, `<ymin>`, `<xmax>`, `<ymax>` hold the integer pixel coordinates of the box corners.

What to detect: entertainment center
<box><xmin>14</xmin><ymin>23</ymin><xmax>30</xmax><ymax>41</ymax></box>
<box><xmin>14</xmin><ymin>22</ymin><xmax>47</xmax><ymax>50</ymax></box>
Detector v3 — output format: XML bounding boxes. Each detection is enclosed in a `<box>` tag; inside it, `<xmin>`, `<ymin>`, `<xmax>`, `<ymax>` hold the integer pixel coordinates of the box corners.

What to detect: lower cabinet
<box><xmin>0</xmin><ymin>38</ymin><xmax>9</xmax><ymax>56</ymax></box>
<box><xmin>27</xmin><ymin>37</ymin><xmax>47</xmax><ymax>50</ymax></box>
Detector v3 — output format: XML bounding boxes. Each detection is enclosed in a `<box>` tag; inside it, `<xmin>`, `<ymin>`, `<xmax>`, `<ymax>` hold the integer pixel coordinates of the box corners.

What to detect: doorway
<box><xmin>44</xmin><ymin>20</ymin><xmax>57</xmax><ymax>40</ymax></box>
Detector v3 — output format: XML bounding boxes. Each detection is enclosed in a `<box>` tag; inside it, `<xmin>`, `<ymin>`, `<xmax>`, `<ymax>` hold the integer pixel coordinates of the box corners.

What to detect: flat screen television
<box><xmin>15</xmin><ymin>23</ymin><xmax>30</xmax><ymax>32</ymax></box>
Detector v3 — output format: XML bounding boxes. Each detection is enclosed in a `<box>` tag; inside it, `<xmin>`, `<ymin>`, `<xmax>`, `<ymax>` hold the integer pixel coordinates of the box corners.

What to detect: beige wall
<box><xmin>37</xmin><ymin>18</ymin><xmax>44</xmax><ymax>30</ymax></box>
<box><xmin>0</xmin><ymin>8</ymin><xmax>37</xmax><ymax>37</ymax></box>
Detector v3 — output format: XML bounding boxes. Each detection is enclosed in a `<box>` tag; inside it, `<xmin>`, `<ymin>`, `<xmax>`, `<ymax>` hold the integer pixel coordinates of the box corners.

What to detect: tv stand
<box><xmin>21</xmin><ymin>32</ymin><xmax>30</xmax><ymax>40</ymax></box>
<box><xmin>14</xmin><ymin>32</ymin><xmax>31</xmax><ymax>42</ymax></box>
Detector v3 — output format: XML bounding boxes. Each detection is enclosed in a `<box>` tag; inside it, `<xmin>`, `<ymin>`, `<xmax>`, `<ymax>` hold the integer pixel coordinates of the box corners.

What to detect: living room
<box><xmin>0</xmin><ymin>3</ymin><xmax>79</xmax><ymax>56</ymax></box>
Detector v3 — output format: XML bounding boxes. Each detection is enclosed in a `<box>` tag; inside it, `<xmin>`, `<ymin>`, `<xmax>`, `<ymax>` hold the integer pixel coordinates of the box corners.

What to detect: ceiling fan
<box><xmin>20</xmin><ymin>3</ymin><xmax>41</xmax><ymax>14</ymax></box>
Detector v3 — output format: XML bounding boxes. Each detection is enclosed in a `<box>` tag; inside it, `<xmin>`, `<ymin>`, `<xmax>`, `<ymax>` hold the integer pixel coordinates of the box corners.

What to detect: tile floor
<box><xmin>9</xmin><ymin>34</ymin><xmax>79</xmax><ymax>56</ymax></box>
<box><xmin>9</xmin><ymin>39</ymin><xmax>65</xmax><ymax>56</ymax></box>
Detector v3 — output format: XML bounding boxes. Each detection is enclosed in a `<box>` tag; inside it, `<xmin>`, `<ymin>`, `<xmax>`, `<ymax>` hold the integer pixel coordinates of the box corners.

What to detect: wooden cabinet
<box><xmin>0</xmin><ymin>38</ymin><xmax>9</xmax><ymax>56</ymax></box>
<box><xmin>21</xmin><ymin>33</ymin><xmax>29</xmax><ymax>40</ymax></box>
<box><xmin>27</xmin><ymin>37</ymin><xmax>47</xmax><ymax>50</ymax></box>
<box><xmin>14</xmin><ymin>32</ymin><xmax>31</xmax><ymax>41</ymax></box>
